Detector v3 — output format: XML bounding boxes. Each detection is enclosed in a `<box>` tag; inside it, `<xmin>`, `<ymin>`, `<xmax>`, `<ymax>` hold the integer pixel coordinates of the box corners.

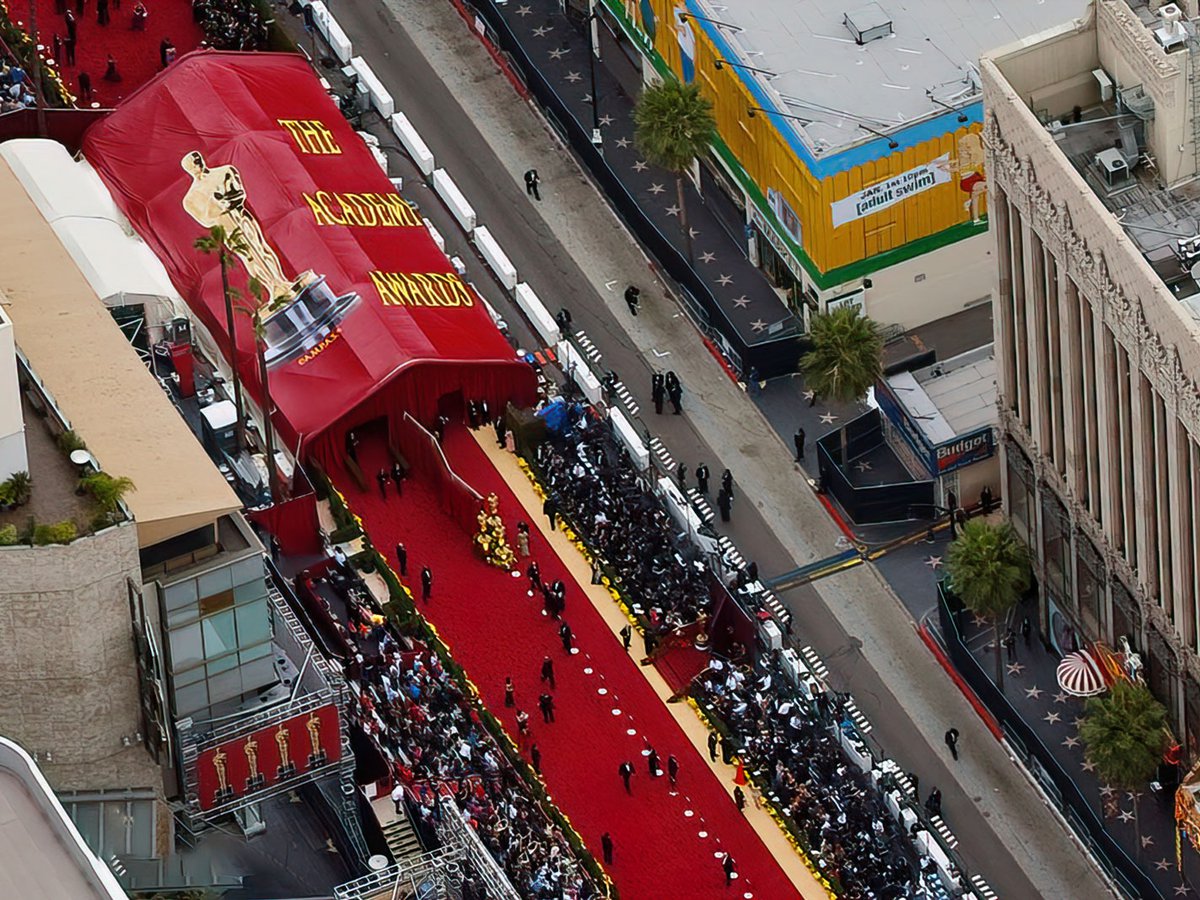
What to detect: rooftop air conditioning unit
<box><xmin>1155</xmin><ymin>5</ymin><xmax>1187</xmax><ymax>51</ymax></box>
<box><xmin>1161</xmin><ymin>3</ymin><xmax>1183</xmax><ymax>25</ymax></box>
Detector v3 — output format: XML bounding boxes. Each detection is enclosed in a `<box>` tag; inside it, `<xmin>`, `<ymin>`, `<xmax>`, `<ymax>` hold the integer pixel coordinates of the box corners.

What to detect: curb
<box><xmin>916</xmin><ymin>622</ymin><xmax>1004</xmax><ymax>742</ymax></box>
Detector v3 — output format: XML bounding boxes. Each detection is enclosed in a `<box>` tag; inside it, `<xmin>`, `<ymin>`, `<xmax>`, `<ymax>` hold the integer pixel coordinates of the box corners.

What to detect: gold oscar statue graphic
<box><xmin>180</xmin><ymin>151</ymin><xmax>359</xmax><ymax>369</ymax></box>
<box><xmin>276</xmin><ymin>724</ymin><xmax>297</xmax><ymax>780</ymax></box>
<box><xmin>212</xmin><ymin>747</ymin><xmax>235</xmax><ymax>803</ymax></box>
<box><xmin>306</xmin><ymin>711</ymin><xmax>328</xmax><ymax>769</ymax></box>
<box><xmin>244</xmin><ymin>736</ymin><xmax>266</xmax><ymax>791</ymax></box>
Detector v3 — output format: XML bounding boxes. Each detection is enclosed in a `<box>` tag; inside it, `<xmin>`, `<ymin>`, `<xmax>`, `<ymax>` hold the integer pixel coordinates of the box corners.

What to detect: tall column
<box><xmin>993</xmin><ymin>190</ymin><xmax>1018</xmax><ymax>407</ymax></box>
<box><xmin>1131</xmin><ymin>371</ymin><xmax>1157</xmax><ymax>599</ymax></box>
<box><xmin>1059</xmin><ymin>271</ymin><xmax>1083</xmax><ymax>495</ymax></box>
<box><xmin>1026</xmin><ymin>225</ymin><xmax>1050</xmax><ymax>450</ymax></box>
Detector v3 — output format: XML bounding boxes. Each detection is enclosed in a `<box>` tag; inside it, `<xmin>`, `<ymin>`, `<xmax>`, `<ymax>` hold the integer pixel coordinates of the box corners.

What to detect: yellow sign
<box><xmin>369</xmin><ymin>270</ymin><xmax>476</xmax><ymax>308</ymax></box>
<box><xmin>296</xmin><ymin>329</ymin><xmax>341</xmax><ymax>367</ymax></box>
<box><xmin>277</xmin><ymin>119</ymin><xmax>342</xmax><ymax>155</ymax></box>
<box><xmin>303</xmin><ymin>191</ymin><xmax>422</xmax><ymax>228</ymax></box>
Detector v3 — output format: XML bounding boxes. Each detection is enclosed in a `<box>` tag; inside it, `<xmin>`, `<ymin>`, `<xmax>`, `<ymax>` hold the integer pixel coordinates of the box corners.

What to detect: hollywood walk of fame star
<box><xmin>666</xmin><ymin>204</ymin><xmax>680</xmax><ymax>216</ymax></box>
<box><xmin>1126</xmin><ymin>791</ymin><xmax>1143</xmax><ymax>802</ymax></box>
<box><xmin>689</xmin><ymin>228</ymin><xmax>700</xmax><ymax>238</ymax></box>
<box><xmin>1006</xmin><ymin>661</ymin><xmax>1025</xmax><ymax>675</ymax></box>
<box><xmin>1117</xmin><ymin>809</ymin><xmax>1134</xmax><ymax>822</ymax></box>
<box><xmin>515</xmin><ymin>5</ymin><xmax>532</xmax><ymax>14</ymax></box>
<box><xmin>633</xmin><ymin>161</ymin><xmax>648</xmax><ymax>172</ymax></box>
<box><xmin>615</xmin><ymin>137</ymin><xmax>630</xmax><ymax>148</ymax></box>
<box><xmin>717</xmin><ymin>274</ymin><xmax>733</xmax><ymax>286</ymax></box>
<box><xmin>565</xmin><ymin>71</ymin><xmax>581</xmax><ymax>83</ymax></box>
<box><xmin>972</xmin><ymin>614</ymin><xmax>990</xmax><ymax>628</ymax></box>
<box><xmin>819</xmin><ymin>412</ymin><xmax>837</xmax><ymax>424</ymax></box>
<box><xmin>599</xmin><ymin>115</ymin><xmax>614</xmax><ymax>126</ymax></box>
<box><xmin>750</xmin><ymin>319</ymin><xmax>768</xmax><ymax>333</ymax></box>
<box><xmin>1156</xmin><ymin>859</ymin><xmax>1173</xmax><ymax>872</ymax></box>
<box><xmin>649</xmin><ymin>183</ymin><xmax>665</xmax><ymax>194</ymax></box>
<box><xmin>1061</xmin><ymin>735</ymin><xmax>1079</xmax><ymax>748</ymax></box>
<box><xmin>1053</xmin><ymin>692</ymin><xmax>1069</xmax><ymax>704</ymax></box>
<box><xmin>1099</xmin><ymin>785</ymin><xmax>1115</xmax><ymax>796</ymax></box>
<box><xmin>1175</xmin><ymin>884</ymin><xmax>1190</xmax><ymax>895</ymax></box>
<box><xmin>1025</xmin><ymin>686</ymin><xmax>1043</xmax><ymax>699</ymax></box>
<box><xmin>582</xmin><ymin>93</ymin><xmax>592</xmax><ymax>104</ymax></box>
<box><xmin>532</xmin><ymin>25</ymin><xmax>552</xmax><ymax>37</ymax></box>
<box><xmin>1081</xmin><ymin>760</ymin><xmax>1096</xmax><ymax>773</ymax></box>
<box><xmin>924</xmin><ymin>556</ymin><xmax>942</xmax><ymax>569</ymax></box>
<box><xmin>732</xmin><ymin>296</ymin><xmax>751</xmax><ymax>308</ymax></box>
<box><xmin>1141</xmin><ymin>835</ymin><xmax>1154</xmax><ymax>849</ymax></box>
<box><xmin>548</xmin><ymin>47</ymin><xmax>569</xmax><ymax>60</ymax></box>
<box><xmin>1043</xmin><ymin>711</ymin><xmax>1061</xmax><ymax>725</ymax></box>
<box><xmin>802</xmin><ymin>389</ymin><xmax>815</xmax><ymax>401</ymax></box>
<box><xmin>700</xmin><ymin>251</ymin><xmax>716</xmax><ymax>263</ymax></box>
<box><xmin>856</xmin><ymin>460</ymin><xmax>872</xmax><ymax>472</ymax></box>
<box><xmin>1073</xmin><ymin>717</ymin><xmax>1086</xmax><ymax>729</ymax></box>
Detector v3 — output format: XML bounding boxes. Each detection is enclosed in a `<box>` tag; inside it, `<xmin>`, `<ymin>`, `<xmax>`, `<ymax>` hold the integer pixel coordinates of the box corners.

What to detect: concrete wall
<box><xmin>863</xmin><ymin>232</ymin><xmax>994</xmax><ymax>331</ymax></box>
<box><xmin>0</xmin><ymin>524</ymin><xmax>163</xmax><ymax>793</ymax></box>
<box><xmin>0</xmin><ymin>308</ymin><xmax>27</xmax><ymax>481</ymax></box>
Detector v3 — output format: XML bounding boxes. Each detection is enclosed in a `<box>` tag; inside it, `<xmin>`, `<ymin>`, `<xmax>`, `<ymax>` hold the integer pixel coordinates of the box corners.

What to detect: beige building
<box><xmin>983</xmin><ymin>0</ymin><xmax>1200</xmax><ymax>747</ymax></box>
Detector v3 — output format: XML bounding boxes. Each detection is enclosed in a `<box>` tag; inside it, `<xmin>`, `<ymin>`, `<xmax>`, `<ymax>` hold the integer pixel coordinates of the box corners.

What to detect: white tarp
<box><xmin>0</xmin><ymin>139</ymin><xmax>121</xmax><ymax>224</ymax></box>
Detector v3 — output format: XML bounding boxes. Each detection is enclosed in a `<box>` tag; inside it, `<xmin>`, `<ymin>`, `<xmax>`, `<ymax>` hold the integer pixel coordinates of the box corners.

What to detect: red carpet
<box><xmin>654</xmin><ymin>640</ymin><xmax>712</xmax><ymax>699</ymax></box>
<box><xmin>341</xmin><ymin>426</ymin><xmax>800</xmax><ymax>900</ymax></box>
<box><xmin>21</xmin><ymin>0</ymin><xmax>203</xmax><ymax>107</ymax></box>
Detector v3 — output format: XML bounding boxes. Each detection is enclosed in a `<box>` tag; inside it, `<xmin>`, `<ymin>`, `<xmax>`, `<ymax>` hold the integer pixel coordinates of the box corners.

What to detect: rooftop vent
<box><xmin>844</xmin><ymin>3</ymin><xmax>893</xmax><ymax>45</ymax></box>
<box><xmin>1154</xmin><ymin>4</ymin><xmax>1187</xmax><ymax>52</ymax></box>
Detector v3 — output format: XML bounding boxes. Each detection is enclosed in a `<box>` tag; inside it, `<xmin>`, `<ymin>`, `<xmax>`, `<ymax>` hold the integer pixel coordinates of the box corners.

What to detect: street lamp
<box><xmin>714</xmin><ymin>59</ymin><xmax>777</xmax><ymax>79</ymax></box>
<box><xmin>585</xmin><ymin>0</ymin><xmax>603</xmax><ymax>151</ymax></box>
<box><xmin>679</xmin><ymin>12</ymin><xmax>744</xmax><ymax>32</ymax></box>
<box><xmin>925</xmin><ymin>92</ymin><xmax>969</xmax><ymax>123</ymax></box>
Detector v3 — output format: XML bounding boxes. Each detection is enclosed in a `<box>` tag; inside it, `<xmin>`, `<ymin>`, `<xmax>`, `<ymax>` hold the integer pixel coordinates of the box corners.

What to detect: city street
<box><xmin>292</xmin><ymin>0</ymin><xmax>1115</xmax><ymax>895</ymax></box>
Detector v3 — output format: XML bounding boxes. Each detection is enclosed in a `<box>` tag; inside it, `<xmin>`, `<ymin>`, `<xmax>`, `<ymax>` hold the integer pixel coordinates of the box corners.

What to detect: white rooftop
<box><xmin>697</xmin><ymin>0</ymin><xmax>1086</xmax><ymax>153</ymax></box>
<box><xmin>887</xmin><ymin>346</ymin><xmax>997</xmax><ymax>444</ymax></box>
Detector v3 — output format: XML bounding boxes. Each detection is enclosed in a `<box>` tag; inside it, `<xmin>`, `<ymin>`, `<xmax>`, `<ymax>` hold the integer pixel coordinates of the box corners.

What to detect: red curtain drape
<box><xmin>248</xmin><ymin>490</ymin><xmax>324</xmax><ymax>555</ymax></box>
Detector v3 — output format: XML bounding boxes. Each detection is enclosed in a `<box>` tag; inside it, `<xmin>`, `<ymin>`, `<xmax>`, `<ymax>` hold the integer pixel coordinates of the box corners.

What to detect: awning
<box><xmin>1057</xmin><ymin>650</ymin><xmax>1108</xmax><ymax>697</ymax></box>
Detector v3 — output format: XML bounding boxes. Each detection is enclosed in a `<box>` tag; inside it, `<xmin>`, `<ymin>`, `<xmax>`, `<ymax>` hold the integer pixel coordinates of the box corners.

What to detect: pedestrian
<box><xmin>268</xmin><ymin>533</ymin><xmax>280</xmax><ymax>562</ymax></box>
<box><xmin>504</xmin><ymin>676</ymin><xmax>515</xmax><ymax>708</ymax></box>
<box><xmin>695</xmin><ymin>462</ymin><xmax>710</xmax><ymax>494</ymax></box>
<box><xmin>1003</xmin><ymin>628</ymin><xmax>1017</xmax><ymax>662</ymax></box>
<box><xmin>925</xmin><ymin>787</ymin><xmax>942</xmax><ymax>817</ymax></box>
<box><xmin>391</xmin><ymin>460</ymin><xmax>404</xmax><ymax>492</ymax></box>
<box><xmin>676</xmin><ymin>463</ymin><xmax>688</xmax><ymax>492</ymax></box>
<box><xmin>717</xmin><ymin>486</ymin><xmax>732</xmax><ymax>523</ymax></box>
<box><xmin>723</xmin><ymin>854</ymin><xmax>736</xmax><ymax>886</ymax></box>
<box><xmin>103</xmin><ymin>54</ymin><xmax>121</xmax><ymax>81</ymax></box>
<box><xmin>720</xmin><ymin>735</ymin><xmax>734</xmax><ymax>765</ymax></box>
<box><xmin>908</xmin><ymin>772</ymin><xmax>919</xmax><ymax>800</ymax></box>
<box><xmin>647</xmin><ymin>747</ymin><xmax>660</xmax><ymax>777</ymax></box>
<box><xmin>516</xmin><ymin>521</ymin><xmax>530</xmax><ymax>558</ymax></box>
<box><xmin>620</xmin><ymin>624</ymin><xmax>632</xmax><ymax>651</ymax></box>
<box><xmin>1021</xmin><ymin>616</ymin><xmax>1032</xmax><ymax>648</ymax></box>
<box><xmin>591</xmin><ymin>557</ymin><xmax>603</xmax><ymax>584</ymax></box>
<box><xmin>721</xmin><ymin>468</ymin><xmax>734</xmax><ymax>499</ymax></box>
<box><xmin>526</xmin><ymin>560</ymin><xmax>541</xmax><ymax>597</ymax></box>
<box><xmin>395</xmin><ymin>542</ymin><xmax>407</xmax><ymax>576</ymax></box>
<box><xmin>733</xmin><ymin>785</ymin><xmax>745</xmax><ymax>810</ymax></box>
<box><xmin>708</xmin><ymin>731</ymin><xmax>719</xmax><ymax>762</ymax></box>
<box><xmin>516</xmin><ymin>709</ymin><xmax>530</xmax><ymax>735</ymax></box>
<box><xmin>560</xmin><ymin>621</ymin><xmax>574</xmax><ymax>653</ymax></box>
<box><xmin>420</xmin><ymin>566</ymin><xmax>432</xmax><ymax>602</ymax></box>
<box><xmin>530</xmin><ymin>743</ymin><xmax>541</xmax><ymax>774</ymax></box>
<box><xmin>52</xmin><ymin>34</ymin><xmax>63</xmax><ymax>64</ymax></box>
<box><xmin>77</xmin><ymin>71</ymin><xmax>91</xmax><ymax>102</ymax></box>
<box><xmin>666</xmin><ymin>371</ymin><xmax>682</xmax><ymax>414</ymax></box>
<box><xmin>980</xmin><ymin>484</ymin><xmax>994</xmax><ymax>514</ymax></box>
<box><xmin>159</xmin><ymin>36</ymin><xmax>173</xmax><ymax>69</ymax></box>
<box><xmin>539</xmin><ymin>692</ymin><xmax>555</xmax><ymax>724</ymax></box>
<box><xmin>391</xmin><ymin>782</ymin><xmax>404</xmax><ymax>815</ymax></box>
<box><xmin>601</xmin><ymin>831</ymin><xmax>614</xmax><ymax>865</ymax></box>
<box><xmin>96</xmin><ymin>0</ymin><xmax>109</xmax><ymax>25</ymax></box>
<box><xmin>543</xmin><ymin>496</ymin><xmax>558</xmax><ymax>531</ymax></box>
<box><xmin>376</xmin><ymin>468</ymin><xmax>389</xmax><ymax>500</ymax></box>
<box><xmin>541</xmin><ymin>656</ymin><xmax>555</xmax><ymax>690</ymax></box>
<box><xmin>65</xmin><ymin>9</ymin><xmax>77</xmax><ymax>40</ymax></box>
<box><xmin>651</xmin><ymin>372</ymin><xmax>665</xmax><ymax>415</ymax></box>
<box><xmin>667</xmin><ymin>754</ymin><xmax>679</xmax><ymax>786</ymax></box>
<box><xmin>524</xmin><ymin>168</ymin><xmax>540</xmax><ymax>200</ymax></box>
<box><xmin>619</xmin><ymin>760</ymin><xmax>634</xmax><ymax>793</ymax></box>
<box><xmin>624</xmin><ymin>284</ymin><xmax>640</xmax><ymax>316</ymax></box>
<box><xmin>944</xmin><ymin>727</ymin><xmax>960</xmax><ymax>760</ymax></box>
<box><xmin>494</xmin><ymin>414</ymin><xmax>508</xmax><ymax>449</ymax></box>
<box><xmin>64</xmin><ymin>33</ymin><xmax>76</xmax><ymax>65</ymax></box>
<box><xmin>746</xmin><ymin>365</ymin><xmax>761</xmax><ymax>395</ymax></box>
<box><xmin>433</xmin><ymin>414</ymin><xmax>448</xmax><ymax>443</ymax></box>
<box><xmin>555</xmin><ymin>307</ymin><xmax>573</xmax><ymax>334</ymax></box>
<box><xmin>794</xmin><ymin>427</ymin><xmax>806</xmax><ymax>462</ymax></box>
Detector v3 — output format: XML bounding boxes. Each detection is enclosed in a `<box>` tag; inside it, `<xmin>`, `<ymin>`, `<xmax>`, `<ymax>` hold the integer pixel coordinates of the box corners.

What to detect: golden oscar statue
<box><xmin>306</xmin><ymin>712</ymin><xmax>328</xmax><ymax>768</ymax></box>
<box><xmin>244</xmin><ymin>736</ymin><xmax>266</xmax><ymax>791</ymax></box>
<box><xmin>212</xmin><ymin>747</ymin><xmax>235</xmax><ymax>803</ymax></box>
<box><xmin>276</xmin><ymin>724</ymin><xmax>297</xmax><ymax>779</ymax></box>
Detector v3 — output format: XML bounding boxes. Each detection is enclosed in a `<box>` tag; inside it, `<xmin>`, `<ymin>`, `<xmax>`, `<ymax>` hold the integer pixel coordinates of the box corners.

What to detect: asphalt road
<box><xmin>281</xmin><ymin>2</ymin><xmax>1112</xmax><ymax>896</ymax></box>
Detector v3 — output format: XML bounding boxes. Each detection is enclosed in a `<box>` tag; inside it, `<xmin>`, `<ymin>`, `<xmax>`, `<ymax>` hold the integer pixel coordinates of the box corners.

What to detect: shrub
<box><xmin>33</xmin><ymin>521</ymin><xmax>77</xmax><ymax>545</ymax></box>
<box><xmin>0</xmin><ymin>524</ymin><xmax>19</xmax><ymax>545</ymax></box>
<box><xmin>0</xmin><ymin>471</ymin><xmax>31</xmax><ymax>507</ymax></box>
<box><xmin>57</xmin><ymin>429</ymin><xmax>87</xmax><ymax>454</ymax></box>
<box><xmin>328</xmin><ymin>523</ymin><xmax>362</xmax><ymax>545</ymax></box>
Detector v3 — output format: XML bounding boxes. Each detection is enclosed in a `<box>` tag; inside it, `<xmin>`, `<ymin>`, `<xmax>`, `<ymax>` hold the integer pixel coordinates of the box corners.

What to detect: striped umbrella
<box><xmin>1057</xmin><ymin>650</ymin><xmax>1108</xmax><ymax>697</ymax></box>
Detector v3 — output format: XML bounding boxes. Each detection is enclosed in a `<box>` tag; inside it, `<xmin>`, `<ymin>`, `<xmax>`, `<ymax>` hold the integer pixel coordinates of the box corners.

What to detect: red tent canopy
<box><xmin>83</xmin><ymin>51</ymin><xmax>535</xmax><ymax>469</ymax></box>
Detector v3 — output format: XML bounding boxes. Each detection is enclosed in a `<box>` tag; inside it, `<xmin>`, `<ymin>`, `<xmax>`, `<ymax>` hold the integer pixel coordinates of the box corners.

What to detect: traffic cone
<box><xmin>733</xmin><ymin>761</ymin><xmax>747</xmax><ymax>786</ymax></box>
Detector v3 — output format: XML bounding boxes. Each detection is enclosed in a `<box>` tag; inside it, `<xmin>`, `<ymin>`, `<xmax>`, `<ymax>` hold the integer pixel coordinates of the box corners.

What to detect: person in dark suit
<box><xmin>667</xmin><ymin>754</ymin><xmax>679</xmax><ymax>786</ymax></box>
<box><xmin>376</xmin><ymin>468</ymin><xmax>388</xmax><ymax>499</ymax></box>
<box><xmin>504</xmin><ymin>677</ymin><xmax>515</xmax><ymax>708</ymax></box>
<box><xmin>794</xmin><ymin>427</ymin><xmax>806</xmax><ymax>461</ymax></box>
<box><xmin>538</xmin><ymin>692</ymin><xmax>555</xmax><ymax>723</ymax></box>
<box><xmin>723</xmin><ymin>854</ymin><xmax>736</xmax><ymax>886</ymax></box>
<box><xmin>394</xmin><ymin>542</ymin><xmax>407</xmax><ymax>576</ymax></box>
<box><xmin>708</xmin><ymin>732</ymin><xmax>718</xmax><ymax>762</ymax></box>
<box><xmin>651</xmin><ymin>373</ymin><xmax>665</xmax><ymax>415</ymax></box>
<box><xmin>601</xmin><ymin>832</ymin><xmax>614</xmax><ymax>865</ymax></box>
<box><xmin>391</xmin><ymin>460</ymin><xmax>404</xmax><ymax>492</ymax></box>
<box><xmin>420</xmin><ymin>567</ymin><xmax>432</xmax><ymax>602</ymax></box>
<box><xmin>647</xmin><ymin>748</ymin><xmax>659</xmax><ymax>777</ymax></box>
<box><xmin>619</xmin><ymin>761</ymin><xmax>634</xmax><ymax>793</ymax></box>
<box><xmin>540</xmin><ymin>656</ymin><xmax>555</xmax><ymax>690</ymax></box>
<box><xmin>717</xmin><ymin>487</ymin><xmax>732</xmax><ymax>523</ymax></box>
<box><xmin>620</xmin><ymin>624</ymin><xmax>632</xmax><ymax>652</ymax></box>
<box><xmin>530</xmin><ymin>743</ymin><xmax>541</xmax><ymax>774</ymax></box>
<box><xmin>695</xmin><ymin>463</ymin><xmax>710</xmax><ymax>494</ymax></box>
<box><xmin>559</xmin><ymin>622</ymin><xmax>573</xmax><ymax>653</ymax></box>
<box><xmin>543</xmin><ymin>496</ymin><xmax>558</xmax><ymax>530</ymax></box>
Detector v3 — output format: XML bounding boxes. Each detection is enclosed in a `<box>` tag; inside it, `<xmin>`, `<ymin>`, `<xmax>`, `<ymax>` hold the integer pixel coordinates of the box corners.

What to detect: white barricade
<box><xmin>760</xmin><ymin>618</ymin><xmax>783</xmax><ymax>651</ymax></box>
<box><xmin>309</xmin><ymin>2</ymin><xmax>352</xmax><ymax>63</ymax></box>
<box><xmin>656</xmin><ymin>477</ymin><xmax>719</xmax><ymax>557</ymax></box>
<box><xmin>431</xmin><ymin>168</ymin><xmax>476</xmax><ymax>233</ymax></box>
<box><xmin>609</xmin><ymin>408</ymin><xmax>649</xmax><ymax>471</ymax></box>
<box><xmin>390</xmin><ymin>113</ymin><xmax>435</xmax><ymax>177</ymax></box>
<box><xmin>779</xmin><ymin>647</ymin><xmax>805</xmax><ymax>686</ymax></box>
<box><xmin>555</xmin><ymin>341</ymin><xmax>601</xmax><ymax>404</ymax></box>
<box><xmin>838</xmin><ymin>728</ymin><xmax>873</xmax><ymax>774</ymax></box>
<box><xmin>422</xmin><ymin>218</ymin><xmax>445</xmax><ymax>253</ymax></box>
<box><xmin>513</xmin><ymin>283</ymin><xmax>559</xmax><ymax>346</ymax></box>
<box><xmin>350</xmin><ymin>57</ymin><xmax>394</xmax><ymax>118</ymax></box>
<box><xmin>473</xmin><ymin>226</ymin><xmax>517</xmax><ymax>291</ymax></box>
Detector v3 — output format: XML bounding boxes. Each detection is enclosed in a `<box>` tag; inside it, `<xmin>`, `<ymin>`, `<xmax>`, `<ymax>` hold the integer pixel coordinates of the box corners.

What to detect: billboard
<box><xmin>933</xmin><ymin>427</ymin><xmax>995</xmax><ymax>475</ymax></box>
<box><xmin>195</xmin><ymin>703</ymin><xmax>341</xmax><ymax>810</ymax></box>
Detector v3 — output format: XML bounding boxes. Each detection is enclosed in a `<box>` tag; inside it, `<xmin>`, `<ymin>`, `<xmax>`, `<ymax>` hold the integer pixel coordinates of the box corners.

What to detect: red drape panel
<box><xmin>397</xmin><ymin>414</ymin><xmax>482</xmax><ymax>534</ymax></box>
<box><xmin>248</xmin><ymin>490</ymin><xmax>323</xmax><ymax>555</ymax></box>
<box><xmin>709</xmin><ymin>578</ymin><xmax>759</xmax><ymax>663</ymax></box>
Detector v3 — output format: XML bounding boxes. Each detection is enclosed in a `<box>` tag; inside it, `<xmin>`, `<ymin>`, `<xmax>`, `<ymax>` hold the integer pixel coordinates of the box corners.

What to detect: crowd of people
<box><xmin>530</xmin><ymin>402</ymin><xmax>710</xmax><ymax>638</ymax></box>
<box><xmin>693</xmin><ymin>658</ymin><xmax>944</xmax><ymax>899</ymax></box>
<box><xmin>309</xmin><ymin>558</ymin><xmax>596</xmax><ymax>899</ymax></box>
<box><xmin>193</xmin><ymin>0</ymin><xmax>269</xmax><ymax>50</ymax></box>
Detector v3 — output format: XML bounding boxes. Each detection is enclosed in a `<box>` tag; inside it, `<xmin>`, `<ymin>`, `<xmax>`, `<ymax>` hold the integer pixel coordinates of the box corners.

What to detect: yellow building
<box><xmin>600</xmin><ymin>0</ymin><xmax>1083</xmax><ymax>328</ymax></box>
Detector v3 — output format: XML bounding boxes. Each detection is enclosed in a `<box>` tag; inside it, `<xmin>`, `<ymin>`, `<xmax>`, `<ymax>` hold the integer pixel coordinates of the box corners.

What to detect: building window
<box><xmin>1006</xmin><ymin>440</ymin><xmax>1035</xmax><ymax>544</ymax></box>
<box><xmin>1041</xmin><ymin>489</ymin><xmax>1072</xmax><ymax>607</ymax></box>
<box><xmin>1074</xmin><ymin>532</ymin><xmax>1104</xmax><ymax>639</ymax></box>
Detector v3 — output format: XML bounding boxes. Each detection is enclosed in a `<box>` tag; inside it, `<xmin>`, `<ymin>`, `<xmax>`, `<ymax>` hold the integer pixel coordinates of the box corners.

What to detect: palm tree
<box><xmin>800</xmin><ymin>306</ymin><xmax>883</xmax><ymax>405</ymax></box>
<box><xmin>943</xmin><ymin>518</ymin><xmax>1030</xmax><ymax>691</ymax></box>
<box><xmin>633</xmin><ymin>79</ymin><xmax>717</xmax><ymax>260</ymax></box>
<box><xmin>236</xmin><ymin>278</ymin><xmax>281</xmax><ymax>502</ymax></box>
<box><xmin>1080</xmin><ymin>680</ymin><xmax>1166</xmax><ymax>853</ymax></box>
<box><xmin>80</xmin><ymin>471</ymin><xmax>136</xmax><ymax>524</ymax></box>
<box><xmin>194</xmin><ymin>225</ymin><xmax>248</xmax><ymax>449</ymax></box>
